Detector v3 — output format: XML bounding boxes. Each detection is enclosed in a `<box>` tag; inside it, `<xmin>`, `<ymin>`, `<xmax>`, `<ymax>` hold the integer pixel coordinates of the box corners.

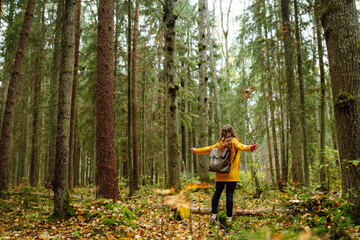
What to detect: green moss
<box><xmin>169</xmin><ymin>84</ymin><xmax>179</xmax><ymax>93</ymax></box>
<box><xmin>121</xmin><ymin>206</ymin><xmax>135</xmax><ymax>220</ymax></box>
<box><xmin>218</xmin><ymin>211</ymin><xmax>229</xmax><ymax>229</ymax></box>
<box><xmin>335</xmin><ymin>91</ymin><xmax>355</xmax><ymax>107</ymax></box>
<box><xmin>198</xmin><ymin>42</ymin><xmax>206</xmax><ymax>51</ymax></box>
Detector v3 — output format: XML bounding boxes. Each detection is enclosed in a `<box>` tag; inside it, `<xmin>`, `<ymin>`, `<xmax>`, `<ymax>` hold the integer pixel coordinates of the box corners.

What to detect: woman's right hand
<box><xmin>190</xmin><ymin>147</ymin><xmax>196</xmax><ymax>153</ymax></box>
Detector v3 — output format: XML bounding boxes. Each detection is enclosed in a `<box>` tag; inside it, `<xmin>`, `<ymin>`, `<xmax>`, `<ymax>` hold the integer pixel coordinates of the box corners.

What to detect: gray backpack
<box><xmin>208</xmin><ymin>148</ymin><xmax>237</xmax><ymax>173</ymax></box>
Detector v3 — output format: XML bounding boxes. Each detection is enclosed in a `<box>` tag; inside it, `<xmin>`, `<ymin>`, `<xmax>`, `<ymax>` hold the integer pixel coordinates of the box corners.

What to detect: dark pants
<box><xmin>211</xmin><ymin>182</ymin><xmax>237</xmax><ymax>217</ymax></box>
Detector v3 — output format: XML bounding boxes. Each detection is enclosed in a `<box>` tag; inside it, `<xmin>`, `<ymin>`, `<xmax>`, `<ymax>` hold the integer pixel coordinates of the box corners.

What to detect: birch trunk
<box><xmin>206</xmin><ymin>0</ymin><xmax>221</xmax><ymax>134</ymax></box>
<box><xmin>197</xmin><ymin>0</ymin><xmax>209</xmax><ymax>182</ymax></box>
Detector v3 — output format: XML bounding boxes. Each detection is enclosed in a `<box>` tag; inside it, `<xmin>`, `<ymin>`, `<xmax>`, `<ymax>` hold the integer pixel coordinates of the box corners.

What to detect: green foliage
<box><xmin>102</xmin><ymin>217</ymin><xmax>117</xmax><ymax>226</ymax></box>
<box><xmin>73</xmin><ymin>230</ymin><xmax>82</xmax><ymax>238</ymax></box>
<box><xmin>278</xmin><ymin>187</ymin><xmax>353</xmax><ymax>238</ymax></box>
<box><xmin>120</xmin><ymin>205</ymin><xmax>135</xmax><ymax>220</ymax></box>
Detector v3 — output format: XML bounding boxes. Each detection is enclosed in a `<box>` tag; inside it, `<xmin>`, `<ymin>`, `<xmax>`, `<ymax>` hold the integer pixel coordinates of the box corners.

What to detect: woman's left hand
<box><xmin>190</xmin><ymin>147</ymin><xmax>196</xmax><ymax>153</ymax></box>
<box><xmin>251</xmin><ymin>143</ymin><xmax>259</xmax><ymax>151</ymax></box>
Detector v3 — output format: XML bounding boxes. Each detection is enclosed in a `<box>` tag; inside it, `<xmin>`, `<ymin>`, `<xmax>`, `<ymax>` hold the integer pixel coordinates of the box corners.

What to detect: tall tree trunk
<box><xmin>130</xmin><ymin>0</ymin><xmax>139</xmax><ymax>195</ymax></box>
<box><xmin>29</xmin><ymin>4</ymin><xmax>45</xmax><ymax>187</ymax></box>
<box><xmin>96</xmin><ymin>0</ymin><xmax>119</xmax><ymax>200</ymax></box>
<box><xmin>275</xmin><ymin>8</ymin><xmax>288</xmax><ymax>183</ymax></box>
<box><xmin>141</xmin><ymin>56</ymin><xmax>146</xmax><ymax>184</ymax></box>
<box><xmin>163</xmin><ymin>0</ymin><xmax>181</xmax><ymax>189</ymax></box>
<box><xmin>73</xmin><ymin>119</ymin><xmax>80</xmax><ymax>187</ymax></box>
<box><xmin>29</xmin><ymin>57</ymin><xmax>41</xmax><ymax>187</ymax></box>
<box><xmin>311</xmin><ymin>23</ymin><xmax>320</xmax><ymax>168</ymax></box>
<box><xmin>263</xmin><ymin>1</ymin><xmax>280</xmax><ymax>185</ymax></box>
<box><xmin>68</xmin><ymin>1</ymin><xmax>81</xmax><ymax>192</ymax></box>
<box><xmin>197</xmin><ymin>0</ymin><xmax>209</xmax><ymax>182</ymax></box>
<box><xmin>53</xmin><ymin>0</ymin><xmax>75</xmax><ymax>219</ymax></box>
<box><xmin>294</xmin><ymin>0</ymin><xmax>309</xmax><ymax>186</ymax></box>
<box><xmin>206</xmin><ymin>0</ymin><xmax>221</xmax><ymax>134</ymax></box>
<box><xmin>18</xmin><ymin>94</ymin><xmax>31</xmax><ymax>184</ymax></box>
<box><xmin>47</xmin><ymin>0</ymin><xmax>63</xmax><ymax>186</ymax></box>
<box><xmin>278</xmin><ymin>78</ymin><xmax>287</xmax><ymax>182</ymax></box>
<box><xmin>0</xmin><ymin>0</ymin><xmax>37</xmax><ymax>198</ymax></box>
<box><xmin>280</xmin><ymin>0</ymin><xmax>304</xmax><ymax>186</ymax></box>
<box><xmin>320</xmin><ymin>0</ymin><xmax>360</xmax><ymax>218</ymax></box>
<box><xmin>125</xmin><ymin>0</ymin><xmax>132</xmax><ymax>183</ymax></box>
<box><xmin>220</xmin><ymin>0</ymin><xmax>233</xmax><ymax>123</ymax></box>
<box><xmin>315</xmin><ymin>0</ymin><xmax>327</xmax><ymax>191</ymax></box>
<box><xmin>180</xmin><ymin>64</ymin><xmax>187</xmax><ymax>171</ymax></box>
<box><xmin>265</xmin><ymin>112</ymin><xmax>275</xmax><ymax>185</ymax></box>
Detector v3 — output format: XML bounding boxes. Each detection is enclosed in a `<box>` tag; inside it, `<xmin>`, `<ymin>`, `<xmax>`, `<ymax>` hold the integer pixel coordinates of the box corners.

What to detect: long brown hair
<box><xmin>218</xmin><ymin>124</ymin><xmax>239</xmax><ymax>150</ymax></box>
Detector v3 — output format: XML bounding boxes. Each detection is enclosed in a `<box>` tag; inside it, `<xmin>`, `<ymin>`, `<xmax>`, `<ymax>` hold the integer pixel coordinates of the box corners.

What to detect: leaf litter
<box><xmin>0</xmin><ymin>183</ymin><xmax>359</xmax><ymax>239</ymax></box>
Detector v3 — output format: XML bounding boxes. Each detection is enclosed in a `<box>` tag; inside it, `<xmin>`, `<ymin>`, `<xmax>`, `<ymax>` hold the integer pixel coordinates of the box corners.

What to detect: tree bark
<box><xmin>96</xmin><ymin>0</ymin><xmax>119</xmax><ymax>200</ymax></box>
<box><xmin>320</xmin><ymin>0</ymin><xmax>360</xmax><ymax>219</ymax></box>
<box><xmin>125</xmin><ymin>0</ymin><xmax>132</xmax><ymax>184</ymax></box>
<box><xmin>29</xmin><ymin>56</ymin><xmax>41</xmax><ymax>187</ymax></box>
<box><xmin>294</xmin><ymin>0</ymin><xmax>309</xmax><ymax>186</ymax></box>
<box><xmin>0</xmin><ymin>0</ymin><xmax>37</xmax><ymax>198</ymax></box>
<box><xmin>68</xmin><ymin>1</ymin><xmax>81</xmax><ymax>192</ymax></box>
<box><xmin>53</xmin><ymin>0</ymin><xmax>76</xmax><ymax>219</ymax></box>
<box><xmin>265</xmin><ymin>112</ymin><xmax>275</xmax><ymax>186</ymax></box>
<box><xmin>47</xmin><ymin>0</ymin><xmax>63</xmax><ymax>187</ymax></box>
<box><xmin>206</xmin><ymin>0</ymin><xmax>221</xmax><ymax>134</ymax></box>
<box><xmin>180</xmin><ymin>64</ymin><xmax>187</xmax><ymax>172</ymax></box>
<box><xmin>314</xmin><ymin>0</ymin><xmax>327</xmax><ymax>191</ymax></box>
<box><xmin>29</xmin><ymin>4</ymin><xmax>45</xmax><ymax>187</ymax></box>
<box><xmin>219</xmin><ymin>0</ymin><xmax>233</xmax><ymax>123</ymax></box>
<box><xmin>197</xmin><ymin>0</ymin><xmax>209</xmax><ymax>182</ymax></box>
<box><xmin>130</xmin><ymin>0</ymin><xmax>140</xmax><ymax>195</ymax></box>
<box><xmin>141</xmin><ymin>55</ymin><xmax>146</xmax><ymax>184</ymax></box>
<box><xmin>280</xmin><ymin>0</ymin><xmax>304</xmax><ymax>186</ymax></box>
<box><xmin>163</xmin><ymin>0</ymin><xmax>181</xmax><ymax>189</ymax></box>
<box><xmin>263</xmin><ymin>2</ymin><xmax>280</xmax><ymax>185</ymax></box>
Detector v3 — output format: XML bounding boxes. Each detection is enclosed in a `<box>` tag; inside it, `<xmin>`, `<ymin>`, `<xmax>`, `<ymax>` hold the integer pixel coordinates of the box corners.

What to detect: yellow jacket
<box><xmin>195</xmin><ymin>138</ymin><xmax>252</xmax><ymax>182</ymax></box>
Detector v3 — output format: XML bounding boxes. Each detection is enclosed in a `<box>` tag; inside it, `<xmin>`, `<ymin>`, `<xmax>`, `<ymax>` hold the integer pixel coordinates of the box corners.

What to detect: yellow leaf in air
<box><xmin>154</xmin><ymin>186</ymin><xmax>175</xmax><ymax>195</ymax></box>
<box><xmin>79</xmin><ymin>216</ymin><xmax>85</xmax><ymax>222</ymax></box>
<box><xmin>165</xmin><ymin>192</ymin><xmax>190</xmax><ymax>209</ymax></box>
<box><xmin>187</xmin><ymin>182</ymin><xmax>212</xmax><ymax>190</ymax></box>
<box><xmin>179</xmin><ymin>207</ymin><xmax>191</xmax><ymax>219</ymax></box>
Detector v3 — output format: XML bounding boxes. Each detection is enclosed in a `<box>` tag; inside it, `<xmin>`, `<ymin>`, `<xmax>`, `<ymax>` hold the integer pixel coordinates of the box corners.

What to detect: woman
<box><xmin>190</xmin><ymin>124</ymin><xmax>259</xmax><ymax>225</ymax></box>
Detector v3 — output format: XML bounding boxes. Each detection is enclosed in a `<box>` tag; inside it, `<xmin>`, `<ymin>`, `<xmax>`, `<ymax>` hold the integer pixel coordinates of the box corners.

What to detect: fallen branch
<box><xmin>189</xmin><ymin>207</ymin><xmax>285</xmax><ymax>216</ymax></box>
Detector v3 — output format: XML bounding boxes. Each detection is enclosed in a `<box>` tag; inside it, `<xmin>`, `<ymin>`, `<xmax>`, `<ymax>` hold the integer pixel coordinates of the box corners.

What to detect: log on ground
<box><xmin>189</xmin><ymin>207</ymin><xmax>284</xmax><ymax>216</ymax></box>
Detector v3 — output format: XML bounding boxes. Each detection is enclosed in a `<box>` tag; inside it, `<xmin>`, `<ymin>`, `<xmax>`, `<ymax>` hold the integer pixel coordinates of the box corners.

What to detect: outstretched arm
<box><xmin>190</xmin><ymin>142</ymin><xmax>219</xmax><ymax>154</ymax></box>
<box><xmin>234</xmin><ymin>139</ymin><xmax>259</xmax><ymax>152</ymax></box>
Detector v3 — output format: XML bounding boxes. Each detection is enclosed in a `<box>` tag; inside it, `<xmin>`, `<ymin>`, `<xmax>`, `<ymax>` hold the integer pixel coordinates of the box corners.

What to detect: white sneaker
<box><xmin>210</xmin><ymin>214</ymin><xmax>217</xmax><ymax>225</ymax></box>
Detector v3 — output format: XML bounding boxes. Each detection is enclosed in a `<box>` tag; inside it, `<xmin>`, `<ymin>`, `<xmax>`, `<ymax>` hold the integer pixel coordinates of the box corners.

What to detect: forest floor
<box><xmin>1</xmin><ymin>177</ymin><xmax>360</xmax><ymax>239</ymax></box>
